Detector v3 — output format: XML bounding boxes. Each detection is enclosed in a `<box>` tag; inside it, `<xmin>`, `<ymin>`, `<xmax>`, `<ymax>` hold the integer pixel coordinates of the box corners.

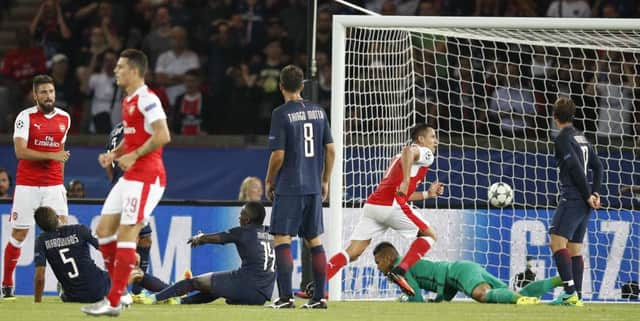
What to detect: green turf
<box><xmin>1</xmin><ymin>297</ymin><xmax>637</xmax><ymax>321</ymax></box>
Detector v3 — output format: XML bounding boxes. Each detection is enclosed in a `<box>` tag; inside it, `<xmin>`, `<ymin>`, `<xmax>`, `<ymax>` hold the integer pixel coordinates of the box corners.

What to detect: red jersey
<box><xmin>0</xmin><ymin>47</ymin><xmax>47</xmax><ymax>82</ymax></box>
<box><xmin>13</xmin><ymin>106</ymin><xmax>70</xmax><ymax>186</ymax></box>
<box><xmin>121</xmin><ymin>85</ymin><xmax>167</xmax><ymax>185</ymax></box>
<box><xmin>366</xmin><ymin>145</ymin><xmax>435</xmax><ymax>206</ymax></box>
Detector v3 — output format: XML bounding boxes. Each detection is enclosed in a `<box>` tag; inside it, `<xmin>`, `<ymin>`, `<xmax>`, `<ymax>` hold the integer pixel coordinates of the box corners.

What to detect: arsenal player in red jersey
<box><xmin>82</xmin><ymin>49</ymin><xmax>171</xmax><ymax>316</ymax></box>
<box><xmin>325</xmin><ymin>124</ymin><xmax>444</xmax><ymax>296</ymax></box>
<box><xmin>2</xmin><ymin>75</ymin><xmax>70</xmax><ymax>300</ymax></box>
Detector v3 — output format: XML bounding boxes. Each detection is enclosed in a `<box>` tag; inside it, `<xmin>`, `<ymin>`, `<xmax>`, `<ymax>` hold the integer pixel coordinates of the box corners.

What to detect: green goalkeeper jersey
<box><xmin>394</xmin><ymin>257</ymin><xmax>457</xmax><ymax>302</ymax></box>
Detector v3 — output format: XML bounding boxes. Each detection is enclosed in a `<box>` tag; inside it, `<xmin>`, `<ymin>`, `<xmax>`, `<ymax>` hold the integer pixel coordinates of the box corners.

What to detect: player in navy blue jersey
<box><xmin>141</xmin><ymin>202</ymin><xmax>275</xmax><ymax>305</ymax></box>
<box><xmin>102</xmin><ymin>122</ymin><xmax>154</xmax><ymax>301</ymax></box>
<box><xmin>548</xmin><ymin>97</ymin><xmax>603</xmax><ymax>306</ymax></box>
<box><xmin>265</xmin><ymin>65</ymin><xmax>335</xmax><ymax>309</ymax></box>
<box><xmin>33</xmin><ymin>206</ymin><xmax>110</xmax><ymax>303</ymax></box>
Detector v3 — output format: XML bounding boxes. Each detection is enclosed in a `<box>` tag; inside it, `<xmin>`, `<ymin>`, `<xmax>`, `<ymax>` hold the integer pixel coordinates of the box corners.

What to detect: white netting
<box><xmin>334</xmin><ymin>21</ymin><xmax>640</xmax><ymax>301</ymax></box>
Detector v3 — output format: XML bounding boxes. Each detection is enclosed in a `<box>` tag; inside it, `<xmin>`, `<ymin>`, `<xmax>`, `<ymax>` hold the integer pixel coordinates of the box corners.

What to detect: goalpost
<box><xmin>329</xmin><ymin>16</ymin><xmax>640</xmax><ymax>301</ymax></box>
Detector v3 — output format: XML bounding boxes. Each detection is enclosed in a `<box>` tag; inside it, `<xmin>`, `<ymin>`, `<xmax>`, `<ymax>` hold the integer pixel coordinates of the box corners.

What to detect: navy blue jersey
<box><xmin>219</xmin><ymin>225</ymin><xmax>275</xmax><ymax>296</ymax></box>
<box><xmin>34</xmin><ymin>224</ymin><xmax>104</xmax><ymax>298</ymax></box>
<box><xmin>554</xmin><ymin>126</ymin><xmax>603</xmax><ymax>201</ymax></box>
<box><xmin>106</xmin><ymin>122</ymin><xmax>124</xmax><ymax>184</ymax></box>
<box><xmin>268</xmin><ymin>100</ymin><xmax>333</xmax><ymax>195</ymax></box>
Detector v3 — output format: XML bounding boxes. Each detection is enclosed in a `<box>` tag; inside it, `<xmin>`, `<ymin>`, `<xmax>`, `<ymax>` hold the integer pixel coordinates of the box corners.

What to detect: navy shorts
<box><xmin>139</xmin><ymin>223</ymin><xmax>152</xmax><ymax>238</ymax></box>
<box><xmin>270</xmin><ymin>194</ymin><xmax>323</xmax><ymax>239</ymax></box>
<box><xmin>61</xmin><ymin>270</ymin><xmax>110</xmax><ymax>303</ymax></box>
<box><xmin>211</xmin><ymin>271</ymin><xmax>268</xmax><ymax>305</ymax></box>
<box><xmin>549</xmin><ymin>198</ymin><xmax>591</xmax><ymax>243</ymax></box>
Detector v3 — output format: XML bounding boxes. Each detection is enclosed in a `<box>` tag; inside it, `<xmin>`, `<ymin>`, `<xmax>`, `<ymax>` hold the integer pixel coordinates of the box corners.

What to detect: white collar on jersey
<box><xmin>124</xmin><ymin>84</ymin><xmax>148</xmax><ymax>101</ymax></box>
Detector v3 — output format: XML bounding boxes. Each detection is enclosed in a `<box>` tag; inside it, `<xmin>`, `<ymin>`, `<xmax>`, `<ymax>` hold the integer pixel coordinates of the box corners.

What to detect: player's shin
<box><xmin>98</xmin><ymin>235</ymin><xmax>118</xmax><ymax>276</ymax></box>
<box><xmin>571</xmin><ymin>256</ymin><xmax>584</xmax><ymax>299</ymax></box>
<box><xmin>274</xmin><ymin>243</ymin><xmax>294</xmax><ymax>299</ymax></box>
<box><xmin>2</xmin><ymin>237</ymin><xmax>23</xmax><ymax>287</ymax></box>
<box><xmin>106</xmin><ymin>243</ymin><xmax>137</xmax><ymax>307</ymax></box>
<box><xmin>396</xmin><ymin>236</ymin><xmax>434</xmax><ymax>274</ymax></box>
<box><xmin>518</xmin><ymin>276</ymin><xmax>562</xmax><ymax>297</ymax></box>
<box><xmin>310</xmin><ymin>245</ymin><xmax>327</xmax><ymax>300</ymax></box>
<box><xmin>552</xmin><ymin>248</ymin><xmax>576</xmax><ymax>294</ymax></box>
<box><xmin>485</xmin><ymin>288</ymin><xmax>519</xmax><ymax>304</ymax></box>
<box><xmin>153</xmin><ymin>279</ymin><xmax>195</xmax><ymax>302</ymax></box>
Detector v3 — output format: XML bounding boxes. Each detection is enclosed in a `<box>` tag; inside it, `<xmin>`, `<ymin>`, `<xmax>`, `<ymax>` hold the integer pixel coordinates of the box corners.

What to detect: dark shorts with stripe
<box><xmin>61</xmin><ymin>270</ymin><xmax>110</xmax><ymax>303</ymax></box>
<box><xmin>270</xmin><ymin>194</ymin><xmax>323</xmax><ymax>239</ymax></box>
<box><xmin>211</xmin><ymin>271</ymin><xmax>269</xmax><ymax>305</ymax></box>
<box><xmin>549</xmin><ymin>198</ymin><xmax>591</xmax><ymax>243</ymax></box>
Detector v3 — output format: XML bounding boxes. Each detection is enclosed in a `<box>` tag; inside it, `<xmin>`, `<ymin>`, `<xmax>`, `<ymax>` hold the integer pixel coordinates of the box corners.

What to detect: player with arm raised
<box><xmin>2</xmin><ymin>75</ymin><xmax>70</xmax><ymax>300</ymax></box>
<box><xmin>548</xmin><ymin>97</ymin><xmax>603</xmax><ymax>306</ymax></box>
<box><xmin>82</xmin><ymin>49</ymin><xmax>171</xmax><ymax>316</ymax></box>
<box><xmin>141</xmin><ymin>202</ymin><xmax>275</xmax><ymax>305</ymax></box>
<box><xmin>373</xmin><ymin>242</ymin><xmax>558</xmax><ymax>304</ymax></box>
<box><xmin>265</xmin><ymin>65</ymin><xmax>335</xmax><ymax>309</ymax></box>
<box><xmin>325</xmin><ymin>124</ymin><xmax>444</xmax><ymax>296</ymax></box>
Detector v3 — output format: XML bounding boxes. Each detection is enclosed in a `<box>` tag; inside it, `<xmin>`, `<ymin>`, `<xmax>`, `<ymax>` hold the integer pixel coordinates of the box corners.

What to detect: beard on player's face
<box><xmin>36</xmin><ymin>96</ymin><xmax>55</xmax><ymax>113</ymax></box>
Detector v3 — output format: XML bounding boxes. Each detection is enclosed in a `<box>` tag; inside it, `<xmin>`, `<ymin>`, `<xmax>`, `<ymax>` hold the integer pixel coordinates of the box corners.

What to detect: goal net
<box><xmin>328</xmin><ymin>16</ymin><xmax>640</xmax><ymax>302</ymax></box>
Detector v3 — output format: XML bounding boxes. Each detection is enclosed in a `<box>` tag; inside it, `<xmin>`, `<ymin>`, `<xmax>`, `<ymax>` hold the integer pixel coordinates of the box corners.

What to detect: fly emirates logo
<box><xmin>122</xmin><ymin>121</ymin><xmax>137</xmax><ymax>134</ymax></box>
<box><xmin>34</xmin><ymin>135</ymin><xmax>61</xmax><ymax>148</ymax></box>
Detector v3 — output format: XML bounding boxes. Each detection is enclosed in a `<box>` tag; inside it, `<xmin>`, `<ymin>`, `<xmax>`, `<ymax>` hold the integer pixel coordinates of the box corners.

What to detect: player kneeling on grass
<box><xmin>33</xmin><ymin>206</ymin><xmax>169</xmax><ymax>304</ymax></box>
<box><xmin>373</xmin><ymin>242</ymin><xmax>562</xmax><ymax>304</ymax></box>
<box><xmin>141</xmin><ymin>202</ymin><xmax>275</xmax><ymax>305</ymax></box>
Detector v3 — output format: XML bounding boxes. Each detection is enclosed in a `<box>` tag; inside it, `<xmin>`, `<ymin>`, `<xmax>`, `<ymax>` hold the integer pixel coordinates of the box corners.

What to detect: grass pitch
<box><xmin>1</xmin><ymin>297</ymin><xmax>636</xmax><ymax>321</ymax></box>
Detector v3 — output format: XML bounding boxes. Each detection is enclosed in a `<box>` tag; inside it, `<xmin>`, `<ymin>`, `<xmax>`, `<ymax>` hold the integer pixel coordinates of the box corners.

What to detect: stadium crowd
<box><xmin>0</xmin><ymin>0</ymin><xmax>638</xmax><ymax>137</ymax></box>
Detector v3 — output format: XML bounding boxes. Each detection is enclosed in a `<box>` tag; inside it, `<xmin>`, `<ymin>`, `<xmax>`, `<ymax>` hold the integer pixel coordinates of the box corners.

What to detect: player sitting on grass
<box><xmin>373</xmin><ymin>242</ymin><xmax>562</xmax><ymax>304</ymax></box>
<box><xmin>141</xmin><ymin>202</ymin><xmax>275</xmax><ymax>305</ymax></box>
<box><xmin>33</xmin><ymin>206</ymin><xmax>168</xmax><ymax>303</ymax></box>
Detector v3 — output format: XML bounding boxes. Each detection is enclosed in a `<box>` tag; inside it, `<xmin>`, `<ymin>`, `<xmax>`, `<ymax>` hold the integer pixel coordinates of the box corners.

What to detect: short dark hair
<box><xmin>243</xmin><ymin>201</ymin><xmax>266</xmax><ymax>224</ymax></box>
<box><xmin>553</xmin><ymin>97</ymin><xmax>576</xmax><ymax>123</ymax></box>
<box><xmin>280</xmin><ymin>65</ymin><xmax>304</xmax><ymax>93</ymax></box>
<box><xmin>32</xmin><ymin>74</ymin><xmax>54</xmax><ymax>91</ymax></box>
<box><xmin>373</xmin><ymin>242</ymin><xmax>397</xmax><ymax>256</ymax></box>
<box><xmin>120</xmin><ymin>49</ymin><xmax>148</xmax><ymax>77</ymax></box>
<box><xmin>34</xmin><ymin>206</ymin><xmax>59</xmax><ymax>232</ymax></box>
<box><xmin>410</xmin><ymin>124</ymin><xmax>431</xmax><ymax>142</ymax></box>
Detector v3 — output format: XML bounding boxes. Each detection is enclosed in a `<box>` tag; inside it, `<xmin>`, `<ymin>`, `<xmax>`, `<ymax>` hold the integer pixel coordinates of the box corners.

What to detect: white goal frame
<box><xmin>328</xmin><ymin>15</ymin><xmax>640</xmax><ymax>301</ymax></box>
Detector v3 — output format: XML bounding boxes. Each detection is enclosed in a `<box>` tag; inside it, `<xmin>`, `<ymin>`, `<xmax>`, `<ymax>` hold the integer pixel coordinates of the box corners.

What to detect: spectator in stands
<box><xmin>0</xmin><ymin>168</ymin><xmax>11</xmax><ymax>198</ymax></box>
<box><xmin>67</xmin><ymin>179</ymin><xmax>86</xmax><ymax>198</ymax></box>
<box><xmin>168</xmin><ymin>0</ymin><xmax>193</xmax><ymax>29</ymax></box>
<box><xmin>142</xmin><ymin>6</ymin><xmax>174</xmax><ymax>69</ymax></box>
<box><xmin>173</xmin><ymin>69</ymin><xmax>209</xmax><ymax>135</ymax></box>
<box><xmin>255</xmin><ymin>40</ymin><xmax>285</xmax><ymax>134</ymax></box>
<box><xmin>449</xmin><ymin>56</ymin><xmax>488</xmax><ymax>133</ymax></box>
<box><xmin>29</xmin><ymin>0</ymin><xmax>72</xmax><ymax>59</ymax></box>
<box><xmin>380</xmin><ymin>1</ymin><xmax>397</xmax><ymax>15</ymax></box>
<box><xmin>417</xmin><ymin>0</ymin><xmax>440</xmax><ymax>15</ymax></box>
<box><xmin>195</xmin><ymin>0</ymin><xmax>233</xmax><ymax>50</ymax></box>
<box><xmin>315</xmin><ymin>9</ymin><xmax>332</xmax><ymax>58</ymax></box>
<box><xmin>155</xmin><ymin>26</ymin><xmax>201</xmax><ymax>107</ymax></box>
<box><xmin>238</xmin><ymin>176</ymin><xmax>263</xmax><ymax>202</ymax></box>
<box><xmin>599</xmin><ymin>2</ymin><xmax>621</xmax><ymax>18</ymax></box>
<box><xmin>50</xmin><ymin>54</ymin><xmax>78</xmax><ymax>112</ymax></box>
<box><xmin>546</xmin><ymin>0</ymin><xmax>591</xmax><ymax>17</ymax></box>
<box><xmin>473</xmin><ymin>0</ymin><xmax>501</xmax><ymax>16</ymax></box>
<box><xmin>76</xmin><ymin>25</ymin><xmax>122</xmax><ymax>69</ymax></box>
<box><xmin>279</xmin><ymin>0</ymin><xmax>306</xmax><ymax>54</ymax></box>
<box><xmin>235</xmin><ymin>0</ymin><xmax>267</xmax><ymax>51</ymax></box>
<box><xmin>488</xmin><ymin>62</ymin><xmax>536</xmax><ymax>138</ymax></box>
<box><xmin>503</xmin><ymin>0</ymin><xmax>536</xmax><ymax>16</ymax></box>
<box><xmin>225</xmin><ymin>63</ymin><xmax>259</xmax><ymax>134</ymax></box>
<box><xmin>80</xmin><ymin>49</ymin><xmax>120</xmax><ymax>134</ymax></box>
<box><xmin>207</xmin><ymin>20</ymin><xmax>243</xmax><ymax>94</ymax></box>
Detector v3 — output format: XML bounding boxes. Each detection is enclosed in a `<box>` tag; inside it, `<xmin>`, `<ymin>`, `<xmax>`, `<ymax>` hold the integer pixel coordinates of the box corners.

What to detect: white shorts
<box><xmin>350</xmin><ymin>202</ymin><xmax>431</xmax><ymax>241</ymax></box>
<box><xmin>101</xmin><ymin>177</ymin><xmax>165</xmax><ymax>225</ymax></box>
<box><xmin>10</xmin><ymin>184</ymin><xmax>68</xmax><ymax>229</ymax></box>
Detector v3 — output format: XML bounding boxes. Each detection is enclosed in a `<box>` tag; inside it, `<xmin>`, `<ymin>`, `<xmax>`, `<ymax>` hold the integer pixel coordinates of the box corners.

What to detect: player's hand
<box><xmin>187</xmin><ymin>231</ymin><xmax>205</xmax><ymax>248</ymax></box>
<box><xmin>397</xmin><ymin>180</ymin><xmax>409</xmax><ymax>196</ymax></box>
<box><xmin>266</xmin><ymin>181</ymin><xmax>275</xmax><ymax>201</ymax></box>
<box><xmin>587</xmin><ymin>194</ymin><xmax>601</xmax><ymax>209</ymax></box>
<box><xmin>98</xmin><ymin>152</ymin><xmax>115</xmax><ymax>168</ymax></box>
<box><xmin>321</xmin><ymin>182</ymin><xmax>329</xmax><ymax>201</ymax></box>
<box><xmin>427</xmin><ymin>181</ymin><xmax>445</xmax><ymax>198</ymax></box>
<box><xmin>51</xmin><ymin>150</ymin><xmax>70</xmax><ymax>163</ymax></box>
<box><xmin>116</xmin><ymin>152</ymin><xmax>138</xmax><ymax>171</ymax></box>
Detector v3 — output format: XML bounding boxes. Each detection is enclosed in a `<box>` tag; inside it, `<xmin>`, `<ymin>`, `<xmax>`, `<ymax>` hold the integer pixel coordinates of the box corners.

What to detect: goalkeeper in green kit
<box><xmin>373</xmin><ymin>242</ymin><xmax>562</xmax><ymax>304</ymax></box>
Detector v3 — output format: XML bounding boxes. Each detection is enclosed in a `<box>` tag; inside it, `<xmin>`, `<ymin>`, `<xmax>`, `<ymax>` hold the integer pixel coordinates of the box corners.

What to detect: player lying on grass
<box><xmin>373</xmin><ymin>242</ymin><xmax>562</xmax><ymax>304</ymax></box>
<box><xmin>141</xmin><ymin>202</ymin><xmax>275</xmax><ymax>305</ymax></box>
<box><xmin>33</xmin><ymin>206</ymin><xmax>168</xmax><ymax>303</ymax></box>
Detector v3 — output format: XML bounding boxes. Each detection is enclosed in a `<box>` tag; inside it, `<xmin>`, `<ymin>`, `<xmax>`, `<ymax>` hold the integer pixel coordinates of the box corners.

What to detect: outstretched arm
<box><xmin>34</xmin><ymin>266</ymin><xmax>46</xmax><ymax>303</ymax></box>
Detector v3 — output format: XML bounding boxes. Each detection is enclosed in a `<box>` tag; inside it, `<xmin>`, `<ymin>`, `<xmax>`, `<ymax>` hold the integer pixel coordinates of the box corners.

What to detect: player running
<box><xmin>82</xmin><ymin>49</ymin><xmax>171</xmax><ymax>316</ymax></box>
<box><xmin>2</xmin><ymin>75</ymin><xmax>71</xmax><ymax>300</ymax></box>
<box><xmin>373</xmin><ymin>242</ymin><xmax>560</xmax><ymax>304</ymax></box>
<box><xmin>326</xmin><ymin>124</ymin><xmax>444</xmax><ymax>296</ymax></box>
<box><xmin>140</xmin><ymin>202</ymin><xmax>275</xmax><ymax>306</ymax></box>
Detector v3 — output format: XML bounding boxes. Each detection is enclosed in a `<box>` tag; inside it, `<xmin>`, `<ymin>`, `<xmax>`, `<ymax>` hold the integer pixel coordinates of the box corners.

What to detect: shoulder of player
<box><xmin>137</xmin><ymin>89</ymin><xmax>162</xmax><ymax>109</ymax></box>
<box><xmin>54</xmin><ymin>107</ymin><xmax>71</xmax><ymax>119</ymax></box>
<box><xmin>17</xmin><ymin>106</ymin><xmax>38</xmax><ymax>117</ymax></box>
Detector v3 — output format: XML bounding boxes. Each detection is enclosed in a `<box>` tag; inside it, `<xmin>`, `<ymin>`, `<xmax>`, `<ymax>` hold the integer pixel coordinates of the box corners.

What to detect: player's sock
<box><xmin>327</xmin><ymin>251</ymin><xmax>348</xmax><ymax>280</ymax></box>
<box><xmin>139</xmin><ymin>273</ymin><xmax>169</xmax><ymax>292</ymax></box>
<box><xmin>180</xmin><ymin>293</ymin><xmax>217</xmax><ymax>304</ymax></box>
<box><xmin>106</xmin><ymin>243</ymin><xmax>137</xmax><ymax>307</ymax></box>
<box><xmin>132</xmin><ymin>245</ymin><xmax>151</xmax><ymax>294</ymax></box>
<box><xmin>154</xmin><ymin>279</ymin><xmax>195</xmax><ymax>302</ymax></box>
<box><xmin>2</xmin><ymin>238</ymin><xmax>23</xmax><ymax>287</ymax></box>
<box><xmin>485</xmin><ymin>288</ymin><xmax>519</xmax><ymax>304</ymax></box>
<box><xmin>310</xmin><ymin>245</ymin><xmax>327</xmax><ymax>301</ymax></box>
<box><xmin>518</xmin><ymin>276</ymin><xmax>563</xmax><ymax>297</ymax></box>
<box><xmin>552</xmin><ymin>248</ymin><xmax>575</xmax><ymax>294</ymax></box>
<box><xmin>275</xmin><ymin>243</ymin><xmax>293</xmax><ymax>299</ymax></box>
<box><xmin>571</xmin><ymin>256</ymin><xmax>584</xmax><ymax>299</ymax></box>
<box><xmin>98</xmin><ymin>235</ymin><xmax>117</xmax><ymax>277</ymax></box>
<box><xmin>397</xmin><ymin>236</ymin><xmax>434</xmax><ymax>273</ymax></box>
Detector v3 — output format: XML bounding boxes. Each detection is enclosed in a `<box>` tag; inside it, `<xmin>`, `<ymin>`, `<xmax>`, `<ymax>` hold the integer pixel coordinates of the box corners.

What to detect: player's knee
<box><xmin>417</xmin><ymin>228</ymin><xmax>436</xmax><ymax>241</ymax></box>
<box><xmin>11</xmin><ymin>228</ymin><xmax>28</xmax><ymax>242</ymax></box>
<box><xmin>471</xmin><ymin>285</ymin><xmax>490</xmax><ymax>303</ymax></box>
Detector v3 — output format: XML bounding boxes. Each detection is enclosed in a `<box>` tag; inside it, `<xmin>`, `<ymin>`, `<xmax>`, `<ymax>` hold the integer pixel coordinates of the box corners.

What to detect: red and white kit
<box><xmin>11</xmin><ymin>106</ymin><xmax>70</xmax><ymax>228</ymax></box>
<box><xmin>351</xmin><ymin>145</ymin><xmax>434</xmax><ymax>240</ymax></box>
<box><xmin>101</xmin><ymin>85</ymin><xmax>166</xmax><ymax>225</ymax></box>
